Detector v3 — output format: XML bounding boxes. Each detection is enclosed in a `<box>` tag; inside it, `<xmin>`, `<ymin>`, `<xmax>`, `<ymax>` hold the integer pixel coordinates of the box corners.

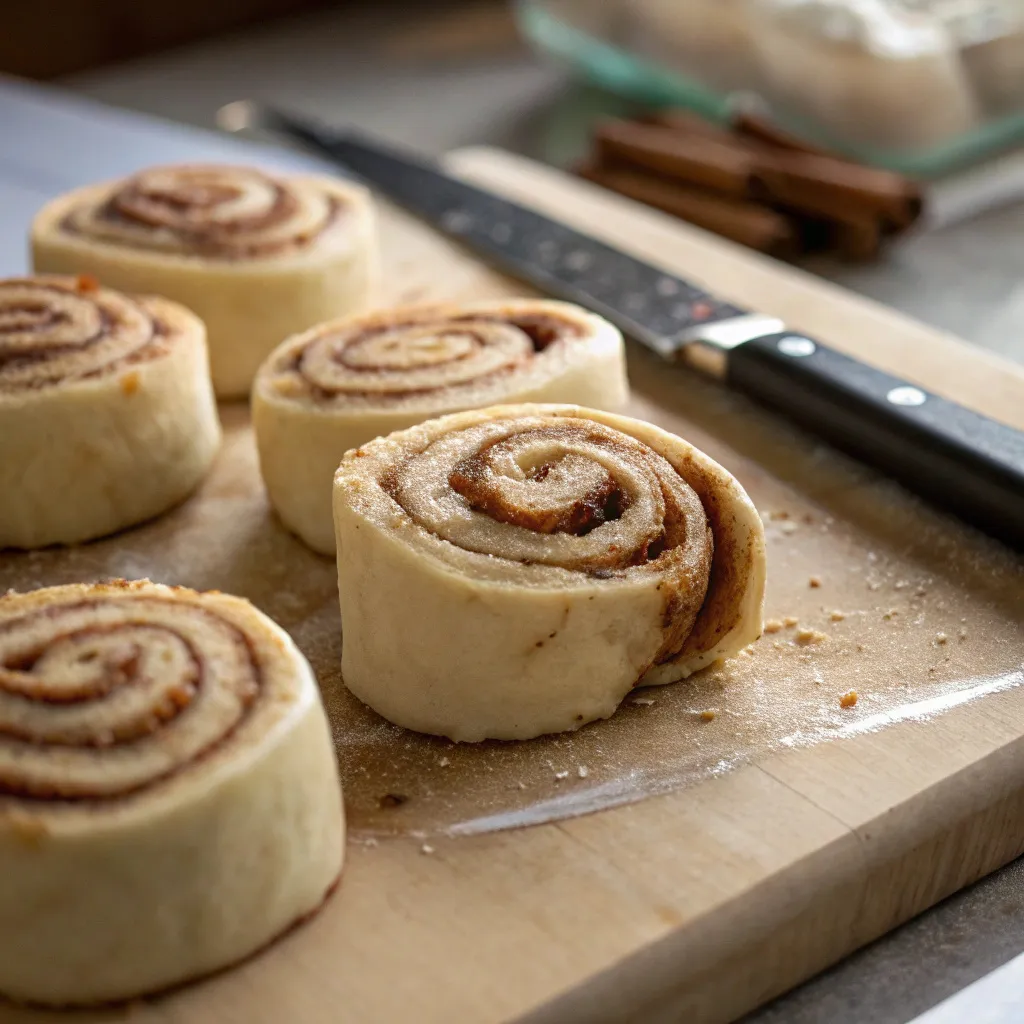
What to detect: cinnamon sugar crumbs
<box><xmin>700</xmin><ymin>710</ymin><xmax>717</xmax><ymax>722</ymax></box>
<box><xmin>764</xmin><ymin>619</ymin><xmax>783</xmax><ymax>634</ymax></box>
<box><xmin>809</xmin><ymin>576</ymin><xmax>822</xmax><ymax>588</ymax></box>
<box><xmin>830</xmin><ymin>610</ymin><xmax>846</xmax><ymax>622</ymax></box>
<box><xmin>839</xmin><ymin>690</ymin><xmax>858</xmax><ymax>708</ymax></box>
<box><xmin>935</xmin><ymin>633</ymin><xmax>948</xmax><ymax>645</ymax></box>
<box><xmin>75</xmin><ymin>274</ymin><xmax>100</xmax><ymax>294</ymax></box>
<box><xmin>120</xmin><ymin>371</ymin><xmax>140</xmax><ymax>396</ymax></box>
<box><xmin>795</xmin><ymin>628</ymin><xmax>826</xmax><ymax>646</ymax></box>
<box><xmin>783</xmin><ymin>616</ymin><xmax>799</xmax><ymax>628</ymax></box>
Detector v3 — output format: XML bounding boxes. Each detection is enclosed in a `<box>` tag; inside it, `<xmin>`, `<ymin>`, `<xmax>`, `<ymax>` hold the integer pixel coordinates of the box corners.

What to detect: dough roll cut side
<box><xmin>333</xmin><ymin>404</ymin><xmax>766</xmax><ymax>742</ymax></box>
<box><xmin>0</xmin><ymin>275</ymin><xmax>220</xmax><ymax>549</ymax></box>
<box><xmin>32</xmin><ymin>164</ymin><xmax>379</xmax><ymax>397</ymax></box>
<box><xmin>254</xmin><ymin>298</ymin><xmax>629</xmax><ymax>555</ymax></box>
<box><xmin>0</xmin><ymin>580</ymin><xmax>344</xmax><ymax>1007</ymax></box>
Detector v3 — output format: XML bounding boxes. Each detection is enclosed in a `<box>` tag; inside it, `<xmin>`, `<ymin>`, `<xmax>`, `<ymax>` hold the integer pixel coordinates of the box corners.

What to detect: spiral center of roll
<box><xmin>344</xmin><ymin>326</ymin><xmax>477</xmax><ymax>370</ymax></box>
<box><xmin>0</xmin><ymin>598</ymin><xmax>261</xmax><ymax>799</ymax></box>
<box><xmin>296</xmin><ymin>317</ymin><xmax>535</xmax><ymax>397</ymax></box>
<box><xmin>63</xmin><ymin>165</ymin><xmax>340</xmax><ymax>259</ymax></box>
<box><xmin>451</xmin><ymin>442</ymin><xmax>627</xmax><ymax>536</ymax></box>
<box><xmin>0</xmin><ymin>279</ymin><xmax>157</xmax><ymax>389</ymax></box>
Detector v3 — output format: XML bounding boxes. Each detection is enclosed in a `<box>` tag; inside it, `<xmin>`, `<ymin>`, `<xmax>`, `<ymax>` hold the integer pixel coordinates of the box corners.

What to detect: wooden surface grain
<box><xmin>1</xmin><ymin>148</ymin><xmax>1023</xmax><ymax>1024</ymax></box>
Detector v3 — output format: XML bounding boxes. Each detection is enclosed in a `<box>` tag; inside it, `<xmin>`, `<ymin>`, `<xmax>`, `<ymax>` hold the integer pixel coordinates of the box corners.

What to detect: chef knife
<box><xmin>219</xmin><ymin>103</ymin><xmax>1024</xmax><ymax>550</ymax></box>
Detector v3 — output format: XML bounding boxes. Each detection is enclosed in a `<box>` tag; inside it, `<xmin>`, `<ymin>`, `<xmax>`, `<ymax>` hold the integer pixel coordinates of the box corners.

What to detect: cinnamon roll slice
<box><xmin>254</xmin><ymin>299</ymin><xmax>629</xmax><ymax>554</ymax></box>
<box><xmin>0</xmin><ymin>580</ymin><xmax>344</xmax><ymax>1007</ymax></box>
<box><xmin>333</xmin><ymin>404</ymin><xmax>766</xmax><ymax>741</ymax></box>
<box><xmin>32</xmin><ymin>164</ymin><xmax>378</xmax><ymax>398</ymax></box>
<box><xmin>0</xmin><ymin>275</ymin><xmax>220</xmax><ymax>550</ymax></box>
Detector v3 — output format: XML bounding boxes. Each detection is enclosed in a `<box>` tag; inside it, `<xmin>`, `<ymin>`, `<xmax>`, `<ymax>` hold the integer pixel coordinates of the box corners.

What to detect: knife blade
<box><xmin>219</xmin><ymin>102</ymin><xmax>1024</xmax><ymax>550</ymax></box>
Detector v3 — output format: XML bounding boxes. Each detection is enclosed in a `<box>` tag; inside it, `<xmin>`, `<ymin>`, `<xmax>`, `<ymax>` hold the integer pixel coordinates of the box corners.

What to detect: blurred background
<box><xmin>5</xmin><ymin>0</ymin><xmax>1024</xmax><ymax>366</ymax></box>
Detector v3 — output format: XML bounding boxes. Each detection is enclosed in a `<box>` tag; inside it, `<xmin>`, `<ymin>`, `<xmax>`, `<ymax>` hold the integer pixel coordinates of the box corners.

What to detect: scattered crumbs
<box><xmin>378</xmin><ymin>793</ymin><xmax>409</xmax><ymax>809</ymax></box>
<box><xmin>554</xmin><ymin>770</ymin><xmax>569</xmax><ymax>781</ymax></box>
<box><xmin>867</xmin><ymin>581</ymin><xmax>881</xmax><ymax>591</ymax></box>
<box><xmin>438</xmin><ymin>757</ymin><xmax>450</xmax><ymax>767</ymax></box>
<box><xmin>856</xmin><ymin>643</ymin><xmax>866</xmax><ymax>652</ymax></box>
<box><xmin>577</xmin><ymin>765</ymin><xmax>590</xmax><ymax>779</ymax></box>
<box><xmin>773</xmin><ymin>640</ymin><xmax>786</xmax><ymax>650</ymax></box>
<box><xmin>764</xmin><ymin>619</ymin><xmax>784</xmax><ymax>634</ymax></box>
<box><xmin>783</xmin><ymin>616</ymin><xmax>799</xmax><ymax>628</ymax></box>
<box><xmin>808</xmin><ymin>576</ymin><xmax>822</xmax><ymax>588</ymax></box>
<box><xmin>363</xmin><ymin>837</ymin><xmax>378</xmax><ymax>848</ymax></box>
<box><xmin>959</xmin><ymin>627</ymin><xmax>969</xmax><ymax>641</ymax></box>
<box><xmin>915</xmin><ymin>587</ymin><xmax>928</xmax><ymax>597</ymax></box>
<box><xmin>894</xmin><ymin>580</ymin><xmax>908</xmax><ymax>591</ymax></box>
<box><xmin>935</xmin><ymin>632</ymin><xmax>948</xmax><ymax>645</ymax></box>
<box><xmin>795</xmin><ymin>628</ymin><xmax>826</xmax><ymax>646</ymax></box>
<box><xmin>839</xmin><ymin>690</ymin><xmax>859</xmax><ymax>709</ymax></box>
<box><xmin>700</xmin><ymin>710</ymin><xmax>717</xmax><ymax>722</ymax></box>
<box><xmin>928</xmin><ymin>667</ymin><xmax>937</xmax><ymax>676</ymax></box>
<box><xmin>769</xmin><ymin>510</ymin><xmax>790</xmax><ymax>520</ymax></box>
<box><xmin>781</xmin><ymin>521</ymin><xmax>798</xmax><ymax>535</ymax></box>
<box><xmin>516</xmin><ymin>781</ymin><xmax>527</xmax><ymax>790</ymax></box>
<box><xmin>883</xmin><ymin>609</ymin><xmax>899</xmax><ymax>621</ymax></box>
<box><xmin>632</xmin><ymin>697</ymin><xmax>656</xmax><ymax>706</ymax></box>
<box><xmin>120</xmin><ymin>371</ymin><xmax>140</xmax><ymax>396</ymax></box>
<box><xmin>420</xmin><ymin>844</ymin><xmax>435</xmax><ymax>855</ymax></box>
<box><xmin>830</xmin><ymin>610</ymin><xmax>846</xmax><ymax>622</ymax></box>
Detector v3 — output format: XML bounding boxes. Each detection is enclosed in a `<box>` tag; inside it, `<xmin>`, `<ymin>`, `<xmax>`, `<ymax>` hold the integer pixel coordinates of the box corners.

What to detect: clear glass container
<box><xmin>515</xmin><ymin>0</ymin><xmax>1024</xmax><ymax>176</ymax></box>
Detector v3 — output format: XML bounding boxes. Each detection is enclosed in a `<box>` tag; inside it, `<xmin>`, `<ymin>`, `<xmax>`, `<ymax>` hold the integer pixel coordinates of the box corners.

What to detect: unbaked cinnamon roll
<box><xmin>333</xmin><ymin>404</ymin><xmax>766</xmax><ymax>741</ymax></box>
<box><xmin>0</xmin><ymin>275</ymin><xmax>220</xmax><ymax>550</ymax></box>
<box><xmin>0</xmin><ymin>579</ymin><xmax>344</xmax><ymax>1007</ymax></box>
<box><xmin>31</xmin><ymin>164</ymin><xmax>378</xmax><ymax>398</ymax></box>
<box><xmin>254</xmin><ymin>299</ymin><xmax>628</xmax><ymax>554</ymax></box>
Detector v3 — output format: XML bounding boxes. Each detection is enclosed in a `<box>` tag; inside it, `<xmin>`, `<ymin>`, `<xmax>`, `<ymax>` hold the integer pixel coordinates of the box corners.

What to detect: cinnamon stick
<box><xmin>605</xmin><ymin>114</ymin><xmax>922</xmax><ymax>232</ymax></box>
<box><xmin>732</xmin><ymin>110</ymin><xmax>834</xmax><ymax>157</ymax></box>
<box><xmin>594</xmin><ymin>120</ymin><xmax>756</xmax><ymax>198</ymax></box>
<box><xmin>578</xmin><ymin>160</ymin><xmax>799</xmax><ymax>257</ymax></box>
<box><xmin>753</xmin><ymin>151</ymin><xmax>922</xmax><ymax>231</ymax></box>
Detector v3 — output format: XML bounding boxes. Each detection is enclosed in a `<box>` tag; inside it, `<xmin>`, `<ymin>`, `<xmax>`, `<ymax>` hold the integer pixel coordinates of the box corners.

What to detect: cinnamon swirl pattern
<box><xmin>333</xmin><ymin>404</ymin><xmax>766</xmax><ymax>741</ymax></box>
<box><xmin>0</xmin><ymin>275</ymin><xmax>220</xmax><ymax>550</ymax></box>
<box><xmin>255</xmin><ymin>299</ymin><xmax>628</xmax><ymax>554</ymax></box>
<box><xmin>0</xmin><ymin>580</ymin><xmax>344</xmax><ymax>1006</ymax></box>
<box><xmin>32</xmin><ymin>164</ymin><xmax>378</xmax><ymax>397</ymax></box>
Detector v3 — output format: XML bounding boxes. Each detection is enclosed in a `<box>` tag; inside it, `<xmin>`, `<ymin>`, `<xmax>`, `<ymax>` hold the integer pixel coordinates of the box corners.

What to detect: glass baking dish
<box><xmin>515</xmin><ymin>0</ymin><xmax>1024</xmax><ymax>177</ymax></box>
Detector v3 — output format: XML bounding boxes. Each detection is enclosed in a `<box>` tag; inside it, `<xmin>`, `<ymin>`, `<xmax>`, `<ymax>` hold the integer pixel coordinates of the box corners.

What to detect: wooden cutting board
<box><xmin>3</xmin><ymin>148</ymin><xmax>1024</xmax><ymax>1024</ymax></box>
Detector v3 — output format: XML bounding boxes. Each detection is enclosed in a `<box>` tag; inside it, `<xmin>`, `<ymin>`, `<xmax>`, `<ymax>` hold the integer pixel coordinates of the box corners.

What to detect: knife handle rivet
<box><xmin>656</xmin><ymin>277</ymin><xmax>680</xmax><ymax>296</ymax></box>
<box><xmin>490</xmin><ymin>223</ymin><xmax>512</xmax><ymax>243</ymax></box>
<box><xmin>887</xmin><ymin>385</ymin><xmax>928</xmax><ymax>407</ymax></box>
<box><xmin>777</xmin><ymin>336</ymin><xmax>817</xmax><ymax>358</ymax></box>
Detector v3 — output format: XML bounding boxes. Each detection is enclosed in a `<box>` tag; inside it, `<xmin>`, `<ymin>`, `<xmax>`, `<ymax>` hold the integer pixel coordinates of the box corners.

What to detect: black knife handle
<box><xmin>726</xmin><ymin>332</ymin><xmax>1024</xmax><ymax>549</ymax></box>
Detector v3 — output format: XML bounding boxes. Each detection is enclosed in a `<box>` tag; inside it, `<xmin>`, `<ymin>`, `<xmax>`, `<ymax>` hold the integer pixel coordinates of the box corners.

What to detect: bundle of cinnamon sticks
<box><xmin>578</xmin><ymin>110</ymin><xmax>923</xmax><ymax>261</ymax></box>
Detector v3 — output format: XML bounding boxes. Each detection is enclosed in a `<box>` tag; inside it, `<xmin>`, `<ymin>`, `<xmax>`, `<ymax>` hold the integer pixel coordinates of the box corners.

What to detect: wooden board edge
<box><xmin>517</xmin><ymin>734</ymin><xmax>1024</xmax><ymax>1024</ymax></box>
